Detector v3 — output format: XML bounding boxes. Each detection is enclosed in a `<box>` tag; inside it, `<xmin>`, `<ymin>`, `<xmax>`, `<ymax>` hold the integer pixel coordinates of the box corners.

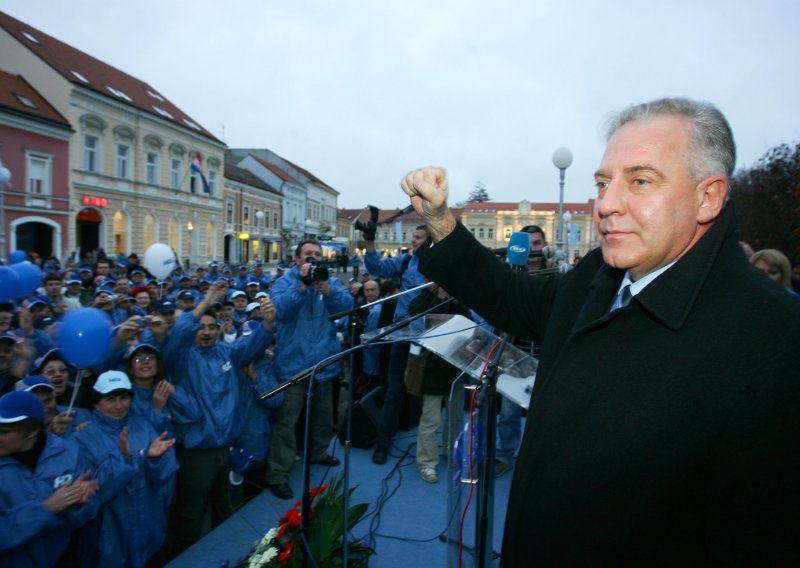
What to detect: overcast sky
<box><xmin>2</xmin><ymin>0</ymin><xmax>798</xmax><ymax>209</ymax></box>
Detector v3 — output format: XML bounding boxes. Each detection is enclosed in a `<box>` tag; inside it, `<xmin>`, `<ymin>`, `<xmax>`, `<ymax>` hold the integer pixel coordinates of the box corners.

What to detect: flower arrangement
<box><xmin>243</xmin><ymin>474</ymin><xmax>374</xmax><ymax>567</ymax></box>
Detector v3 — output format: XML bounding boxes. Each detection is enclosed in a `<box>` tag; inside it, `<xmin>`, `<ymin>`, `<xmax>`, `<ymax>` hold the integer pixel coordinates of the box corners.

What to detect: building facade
<box><xmin>0</xmin><ymin>10</ymin><xmax>225</xmax><ymax>266</ymax></box>
<box><xmin>223</xmin><ymin>163</ymin><xmax>283</xmax><ymax>265</ymax></box>
<box><xmin>0</xmin><ymin>70</ymin><xmax>73</xmax><ymax>261</ymax></box>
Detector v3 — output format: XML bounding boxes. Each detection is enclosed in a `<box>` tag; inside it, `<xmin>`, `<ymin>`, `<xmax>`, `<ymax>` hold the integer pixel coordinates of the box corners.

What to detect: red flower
<box><xmin>276</xmin><ymin>523</ymin><xmax>288</xmax><ymax>540</ymax></box>
<box><xmin>309</xmin><ymin>483</ymin><xmax>329</xmax><ymax>500</ymax></box>
<box><xmin>278</xmin><ymin>540</ymin><xmax>296</xmax><ymax>565</ymax></box>
<box><xmin>284</xmin><ymin>509</ymin><xmax>302</xmax><ymax>528</ymax></box>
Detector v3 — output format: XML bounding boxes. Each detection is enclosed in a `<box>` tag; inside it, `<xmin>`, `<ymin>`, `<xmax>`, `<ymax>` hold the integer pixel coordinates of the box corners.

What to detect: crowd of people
<box><xmin>0</xmin><ymin>245</ymin><xmax>382</xmax><ymax>565</ymax></box>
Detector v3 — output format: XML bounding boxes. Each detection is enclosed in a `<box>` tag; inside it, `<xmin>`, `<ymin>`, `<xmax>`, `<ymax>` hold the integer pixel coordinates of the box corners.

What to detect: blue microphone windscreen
<box><xmin>507</xmin><ymin>232</ymin><xmax>531</xmax><ymax>267</ymax></box>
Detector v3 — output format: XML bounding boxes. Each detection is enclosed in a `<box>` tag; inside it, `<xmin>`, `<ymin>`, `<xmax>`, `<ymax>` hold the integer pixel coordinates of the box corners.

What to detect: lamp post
<box><xmin>255</xmin><ymin>210</ymin><xmax>264</xmax><ymax>261</ymax></box>
<box><xmin>563</xmin><ymin>211</ymin><xmax>572</xmax><ymax>262</ymax></box>
<box><xmin>0</xmin><ymin>163</ymin><xmax>10</xmax><ymax>262</ymax></box>
<box><xmin>552</xmin><ymin>147</ymin><xmax>573</xmax><ymax>252</ymax></box>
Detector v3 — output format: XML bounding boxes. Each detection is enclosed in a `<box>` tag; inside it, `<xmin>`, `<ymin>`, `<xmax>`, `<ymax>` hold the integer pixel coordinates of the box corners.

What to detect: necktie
<box><xmin>619</xmin><ymin>285</ymin><xmax>632</xmax><ymax>308</ymax></box>
<box><xmin>610</xmin><ymin>284</ymin><xmax>633</xmax><ymax>312</ymax></box>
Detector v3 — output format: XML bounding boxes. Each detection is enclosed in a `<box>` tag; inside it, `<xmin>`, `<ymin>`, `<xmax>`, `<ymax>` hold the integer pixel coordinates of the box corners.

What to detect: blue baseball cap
<box><xmin>0</xmin><ymin>390</ymin><xmax>44</xmax><ymax>423</ymax></box>
<box><xmin>15</xmin><ymin>375</ymin><xmax>55</xmax><ymax>392</ymax></box>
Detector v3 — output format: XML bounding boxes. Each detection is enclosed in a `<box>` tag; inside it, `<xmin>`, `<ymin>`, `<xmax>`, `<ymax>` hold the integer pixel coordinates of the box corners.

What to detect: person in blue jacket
<box><xmin>0</xmin><ymin>390</ymin><xmax>101</xmax><ymax>566</ymax></box>
<box><xmin>160</xmin><ymin>282</ymin><xmax>277</xmax><ymax>554</ymax></box>
<box><xmin>124</xmin><ymin>343</ymin><xmax>201</xmax><ymax>437</ymax></box>
<box><xmin>71</xmin><ymin>370</ymin><xmax>178</xmax><ymax>567</ymax></box>
<box><xmin>264</xmin><ymin>239</ymin><xmax>354</xmax><ymax>500</ymax></box>
<box><xmin>363</xmin><ymin>224</ymin><xmax>429</xmax><ymax>465</ymax></box>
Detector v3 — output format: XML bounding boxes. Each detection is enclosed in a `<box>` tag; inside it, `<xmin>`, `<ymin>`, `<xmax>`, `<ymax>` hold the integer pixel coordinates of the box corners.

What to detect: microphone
<box><xmin>506</xmin><ymin>232</ymin><xmax>530</xmax><ymax>271</ymax></box>
<box><xmin>378</xmin><ymin>204</ymin><xmax>415</xmax><ymax>225</ymax></box>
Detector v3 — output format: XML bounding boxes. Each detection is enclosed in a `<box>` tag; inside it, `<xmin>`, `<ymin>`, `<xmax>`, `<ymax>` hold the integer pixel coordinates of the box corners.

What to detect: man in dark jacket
<box><xmin>399</xmin><ymin>97</ymin><xmax>800</xmax><ymax>565</ymax></box>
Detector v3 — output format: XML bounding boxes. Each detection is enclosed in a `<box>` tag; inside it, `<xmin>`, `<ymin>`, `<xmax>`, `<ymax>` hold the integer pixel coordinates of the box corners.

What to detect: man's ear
<box><xmin>696</xmin><ymin>176</ymin><xmax>728</xmax><ymax>225</ymax></box>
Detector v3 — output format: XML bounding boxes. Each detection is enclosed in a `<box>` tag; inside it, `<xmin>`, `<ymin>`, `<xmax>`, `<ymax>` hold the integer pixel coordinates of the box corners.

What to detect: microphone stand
<box><xmin>473</xmin><ymin>331</ymin><xmax>511</xmax><ymax>568</ymax></box>
<box><xmin>259</xmin><ymin>293</ymin><xmax>455</xmax><ymax>568</ymax></box>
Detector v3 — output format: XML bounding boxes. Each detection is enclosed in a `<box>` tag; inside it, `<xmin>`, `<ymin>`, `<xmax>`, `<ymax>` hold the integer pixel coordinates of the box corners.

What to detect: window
<box><xmin>168</xmin><ymin>217</ymin><xmax>179</xmax><ymax>252</ymax></box>
<box><xmin>21</xmin><ymin>31</ymin><xmax>40</xmax><ymax>44</ymax></box>
<box><xmin>146</xmin><ymin>152</ymin><xmax>159</xmax><ymax>185</ymax></box>
<box><xmin>479</xmin><ymin>228</ymin><xmax>485</xmax><ymax>239</ymax></box>
<box><xmin>504</xmin><ymin>227</ymin><xmax>512</xmax><ymax>240</ymax></box>
<box><xmin>264</xmin><ymin>208</ymin><xmax>270</xmax><ymax>229</ymax></box>
<box><xmin>182</xmin><ymin>118</ymin><xmax>201</xmax><ymax>131</ymax></box>
<box><xmin>170</xmin><ymin>159</ymin><xmax>181</xmax><ymax>189</ymax></box>
<box><xmin>106</xmin><ymin>86</ymin><xmax>132</xmax><ymax>102</ymax></box>
<box><xmin>114</xmin><ymin>211</ymin><xmax>129</xmax><ymax>255</ymax></box>
<box><xmin>488</xmin><ymin>228</ymin><xmax>494</xmax><ymax>239</ymax></box>
<box><xmin>153</xmin><ymin>106</ymin><xmax>174</xmax><ymax>120</ymax></box>
<box><xmin>84</xmin><ymin>135</ymin><xmax>99</xmax><ymax>172</ymax></box>
<box><xmin>70</xmin><ymin>69</ymin><xmax>90</xmax><ymax>84</ymax></box>
<box><xmin>470</xmin><ymin>228</ymin><xmax>475</xmax><ymax>235</ymax></box>
<box><xmin>208</xmin><ymin>170</ymin><xmax>217</xmax><ymax>196</ymax></box>
<box><xmin>243</xmin><ymin>206</ymin><xmax>250</xmax><ymax>226</ymax></box>
<box><xmin>26</xmin><ymin>152</ymin><xmax>52</xmax><ymax>203</ymax></box>
<box><xmin>189</xmin><ymin>171</ymin><xmax>198</xmax><ymax>194</ymax></box>
<box><xmin>116</xmin><ymin>144</ymin><xmax>130</xmax><ymax>179</ymax></box>
<box><xmin>226</xmin><ymin>203</ymin><xmax>233</xmax><ymax>224</ymax></box>
<box><xmin>273</xmin><ymin>211</ymin><xmax>279</xmax><ymax>229</ymax></box>
<box><xmin>143</xmin><ymin>214</ymin><xmax>157</xmax><ymax>251</ymax></box>
<box><xmin>14</xmin><ymin>93</ymin><xmax>37</xmax><ymax>109</ymax></box>
<box><xmin>206</xmin><ymin>222</ymin><xmax>216</xmax><ymax>260</ymax></box>
<box><xmin>146</xmin><ymin>89</ymin><xmax>165</xmax><ymax>102</ymax></box>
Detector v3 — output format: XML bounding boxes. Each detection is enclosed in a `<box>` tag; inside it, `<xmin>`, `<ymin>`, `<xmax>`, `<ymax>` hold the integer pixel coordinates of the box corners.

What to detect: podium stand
<box><xmin>363</xmin><ymin>315</ymin><xmax>537</xmax><ymax>566</ymax></box>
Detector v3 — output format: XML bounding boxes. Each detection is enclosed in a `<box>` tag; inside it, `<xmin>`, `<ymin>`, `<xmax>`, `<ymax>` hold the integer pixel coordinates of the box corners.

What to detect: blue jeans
<box><xmin>376</xmin><ymin>341</ymin><xmax>410</xmax><ymax>446</ymax></box>
<box><xmin>496</xmin><ymin>394</ymin><xmax>522</xmax><ymax>465</ymax></box>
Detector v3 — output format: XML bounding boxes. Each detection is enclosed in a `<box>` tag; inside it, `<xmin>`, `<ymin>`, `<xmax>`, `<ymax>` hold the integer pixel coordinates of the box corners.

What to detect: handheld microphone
<box><xmin>506</xmin><ymin>232</ymin><xmax>530</xmax><ymax>271</ymax></box>
<box><xmin>378</xmin><ymin>204</ymin><xmax>415</xmax><ymax>225</ymax></box>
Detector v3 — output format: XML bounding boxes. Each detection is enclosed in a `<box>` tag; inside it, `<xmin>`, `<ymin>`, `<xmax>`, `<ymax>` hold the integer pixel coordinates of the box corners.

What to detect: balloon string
<box><xmin>66</xmin><ymin>369</ymin><xmax>83</xmax><ymax>416</ymax></box>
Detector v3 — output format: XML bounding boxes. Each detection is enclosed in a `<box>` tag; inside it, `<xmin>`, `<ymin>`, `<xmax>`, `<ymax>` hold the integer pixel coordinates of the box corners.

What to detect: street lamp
<box><xmin>552</xmin><ymin>147</ymin><xmax>573</xmax><ymax>252</ymax></box>
<box><xmin>563</xmin><ymin>211</ymin><xmax>573</xmax><ymax>261</ymax></box>
<box><xmin>0</xmin><ymin>163</ymin><xmax>10</xmax><ymax>262</ymax></box>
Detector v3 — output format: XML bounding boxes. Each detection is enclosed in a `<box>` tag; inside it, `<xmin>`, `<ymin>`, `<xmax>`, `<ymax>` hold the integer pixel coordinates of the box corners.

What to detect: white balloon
<box><xmin>143</xmin><ymin>243</ymin><xmax>176</xmax><ymax>280</ymax></box>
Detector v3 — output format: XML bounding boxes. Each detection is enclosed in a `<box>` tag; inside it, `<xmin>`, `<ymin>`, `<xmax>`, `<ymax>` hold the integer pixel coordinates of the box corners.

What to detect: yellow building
<box><xmin>0</xmin><ymin>10</ymin><xmax>225</xmax><ymax>265</ymax></box>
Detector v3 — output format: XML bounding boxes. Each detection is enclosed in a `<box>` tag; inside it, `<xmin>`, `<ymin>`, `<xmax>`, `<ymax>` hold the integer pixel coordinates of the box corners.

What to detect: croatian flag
<box><xmin>190</xmin><ymin>153</ymin><xmax>210</xmax><ymax>193</ymax></box>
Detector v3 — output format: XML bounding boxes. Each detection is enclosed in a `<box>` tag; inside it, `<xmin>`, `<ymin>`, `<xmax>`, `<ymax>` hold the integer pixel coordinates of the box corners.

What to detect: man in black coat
<box><xmin>399</xmin><ymin>97</ymin><xmax>800</xmax><ymax>565</ymax></box>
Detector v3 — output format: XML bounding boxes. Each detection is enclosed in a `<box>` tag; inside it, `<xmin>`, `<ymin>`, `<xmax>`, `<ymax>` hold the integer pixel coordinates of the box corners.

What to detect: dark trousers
<box><xmin>265</xmin><ymin>380</ymin><xmax>334</xmax><ymax>485</ymax></box>
<box><xmin>376</xmin><ymin>341</ymin><xmax>411</xmax><ymax>446</ymax></box>
<box><xmin>173</xmin><ymin>446</ymin><xmax>239</xmax><ymax>555</ymax></box>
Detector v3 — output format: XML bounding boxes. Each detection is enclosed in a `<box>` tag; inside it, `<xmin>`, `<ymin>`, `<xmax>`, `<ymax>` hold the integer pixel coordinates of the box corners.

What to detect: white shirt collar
<box><xmin>616</xmin><ymin>261</ymin><xmax>677</xmax><ymax>298</ymax></box>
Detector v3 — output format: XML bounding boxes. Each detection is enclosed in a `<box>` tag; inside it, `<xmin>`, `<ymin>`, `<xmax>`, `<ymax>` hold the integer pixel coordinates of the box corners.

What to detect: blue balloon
<box><xmin>0</xmin><ymin>265</ymin><xmax>21</xmax><ymax>302</ymax></box>
<box><xmin>58</xmin><ymin>308</ymin><xmax>112</xmax><ymax>367</ymax></box>
<box><xmin>9</xmin><ymin>250</ymin><xmax>27</xmax><ymax>264</ymax></box>
<box><xmin>10</xmin><ymin>261</ymin><xmax>42</xmax><ymax>297</ymax></box>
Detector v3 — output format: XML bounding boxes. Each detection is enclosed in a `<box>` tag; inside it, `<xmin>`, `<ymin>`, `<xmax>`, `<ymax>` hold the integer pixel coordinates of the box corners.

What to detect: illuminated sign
<box><xmin>82</xmin><ymin>196</ymin><xmax>108</xmax><ymax>207</ymax></box>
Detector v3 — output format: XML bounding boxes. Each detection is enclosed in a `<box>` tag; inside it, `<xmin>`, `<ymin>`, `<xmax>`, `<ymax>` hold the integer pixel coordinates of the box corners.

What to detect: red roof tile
<box><xmin>0</xmin><ymin>10</ymin><xmax>219</xmax><ymax>142</ymax></box>
<box><xmin>0</xmin><ymin>70</ymin><xmax>71</xmax><ymax>128</ymax></box>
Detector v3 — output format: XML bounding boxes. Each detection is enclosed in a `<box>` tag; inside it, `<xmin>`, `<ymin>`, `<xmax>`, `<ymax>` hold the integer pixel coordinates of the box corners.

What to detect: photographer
<box><xmin>265</xmin><ymin>240</ymin><xmax>354</xmax><ymax>500</ymax></box>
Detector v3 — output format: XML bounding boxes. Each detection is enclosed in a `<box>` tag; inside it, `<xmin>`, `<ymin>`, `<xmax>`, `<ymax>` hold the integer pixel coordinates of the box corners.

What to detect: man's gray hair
<box><xmin>606</xmin><ymin>97</ymin><xmax>736</xmax><ymax>180</ymax></box>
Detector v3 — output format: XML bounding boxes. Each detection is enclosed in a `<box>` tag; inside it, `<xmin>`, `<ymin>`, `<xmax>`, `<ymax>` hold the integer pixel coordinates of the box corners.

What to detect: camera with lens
<box><xmin>300</xmin><ymin>258</ymin><xmax>330</xmax><ymax>285</ymax></box>
<box><xmin>354</xmin><ymin>205</ymin><xmax>379</xmax><ymax>241</ymax></box>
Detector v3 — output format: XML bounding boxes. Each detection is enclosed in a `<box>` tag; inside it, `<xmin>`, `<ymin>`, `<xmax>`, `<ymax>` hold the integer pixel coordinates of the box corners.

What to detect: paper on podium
<box><xmin>362</xmin><ymin>314</ymin><xmax>536</xmax><ymax>409</ymax></box>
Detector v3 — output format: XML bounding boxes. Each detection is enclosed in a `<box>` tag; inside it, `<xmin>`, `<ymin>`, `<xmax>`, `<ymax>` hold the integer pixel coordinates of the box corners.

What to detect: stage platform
<box><xmin>166</xmin><ymin>429</ymin><xmax>511</xmax><ymax>567</ymax></box>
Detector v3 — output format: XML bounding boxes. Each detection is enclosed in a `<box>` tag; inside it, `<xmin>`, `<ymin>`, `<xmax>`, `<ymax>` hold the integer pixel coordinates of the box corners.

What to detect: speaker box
<box><xmin>338</xmin><ymin>386</ymin><xmax>384</xmax><ymax>449</ymax></box>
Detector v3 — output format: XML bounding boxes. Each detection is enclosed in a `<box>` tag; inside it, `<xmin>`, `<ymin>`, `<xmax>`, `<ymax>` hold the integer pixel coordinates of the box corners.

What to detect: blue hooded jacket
<box><xmin>72</xmin><ymin>412</ymin><xmax>178</xmax><ymax>567</ymax></box>
<box><xmin>161</xmin><ymin>311</ymin><xmax>273</xmax><ymax>448</ymax></box>
<box><xmin>237</xmin><ymin>357</ymin><xmax>285</xmax><ymax>461</ymax></box>
<box><xmin>269</xmin><ymin>265</ymin><xmax>353</xmax><ymax>382</ymax></box>
<box><xmin>364</xmin><ymin>252</ymin><xmax>425</xmax><ymax>320</ymax></box>
<box><xmin>0</xmin><ymin>432</ymin><xmax>128</xmax><ymax>567</ymax></box>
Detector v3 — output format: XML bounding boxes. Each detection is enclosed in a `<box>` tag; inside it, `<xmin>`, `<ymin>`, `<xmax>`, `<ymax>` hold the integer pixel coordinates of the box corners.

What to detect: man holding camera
<box><xmin>265</xmin><ymin>240</ymin><xmax>354</xmax><ymax>499</ymax></box>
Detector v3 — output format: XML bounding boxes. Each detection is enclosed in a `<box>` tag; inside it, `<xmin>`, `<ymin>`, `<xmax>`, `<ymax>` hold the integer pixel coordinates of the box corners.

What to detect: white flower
<box><xmin>263</xmin><ymin>527</ymin><xmax>278</xmax><ymax>544</ymax></box>
<box><xmin>263</xmin><ymin>547</ymin><xmax>278</xmax><ymax>563</ymax></box>
<box><xmin>247</xmin><ymin>552</ymin><xmax>262</xmax><ymax>567</ymax></box>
